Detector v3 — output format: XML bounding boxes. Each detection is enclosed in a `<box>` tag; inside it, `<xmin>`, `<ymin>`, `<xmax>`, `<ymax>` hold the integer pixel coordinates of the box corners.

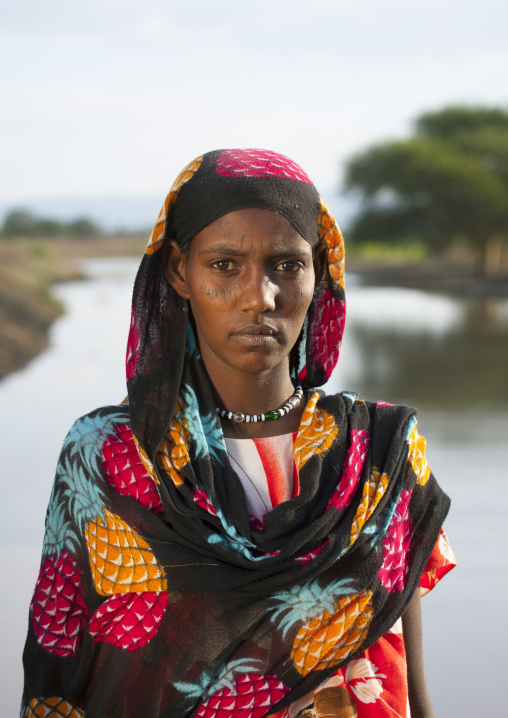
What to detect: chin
<box><xmin>232</xmin><ymin>353</ymin><xmax>287</xmax><ymax>376</ymax></box>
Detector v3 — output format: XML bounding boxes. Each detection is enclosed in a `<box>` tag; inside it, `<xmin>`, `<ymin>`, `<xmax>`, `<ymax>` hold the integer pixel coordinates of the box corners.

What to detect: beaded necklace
<box><xmin>216</xmin><ymin>385</ymin><xmax>303</xmax><ymax>423</ymax></box>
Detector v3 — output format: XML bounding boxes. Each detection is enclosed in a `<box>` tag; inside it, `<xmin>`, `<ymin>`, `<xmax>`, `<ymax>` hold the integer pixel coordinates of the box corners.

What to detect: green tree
<box><xmin>2</xmin><ymin>209</ymin><xmax>38</xmax><ymax>236</ymax></box>
<box><xmin>68</xmin><ymin>218</ymin><xmax>99</xmax><ymax>237</ymax></box>
<box><xmin>344</xmin><ymin>106</ymin><xmax>508</xmax><ymax>275</ymax></box>
<box><xmin>2</xmin><ymin>210</ymin><xmax>100</xmax><ymax>238</ymax></box>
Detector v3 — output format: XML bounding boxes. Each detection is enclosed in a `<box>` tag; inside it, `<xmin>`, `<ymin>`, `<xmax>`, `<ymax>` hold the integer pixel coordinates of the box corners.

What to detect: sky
<box><xmin>0</xmin><ymin>0</ymin><xmax>507</xmax><ymax>227</ymax></box>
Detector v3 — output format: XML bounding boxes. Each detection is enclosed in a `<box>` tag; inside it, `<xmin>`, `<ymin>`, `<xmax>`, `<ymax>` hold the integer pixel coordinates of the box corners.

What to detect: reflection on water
<box><xmin>327</xmin><ymin>283</ymin><xmax>508</xmax><ymax>410</ymax></box>
<box><xmin>1</xmin><ymin>262</ymin><xmax>507</xmax><ymax>717</ymax></box>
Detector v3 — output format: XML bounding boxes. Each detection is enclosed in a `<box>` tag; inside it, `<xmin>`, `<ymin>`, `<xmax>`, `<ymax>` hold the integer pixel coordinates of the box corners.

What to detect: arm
<box><xmin>402</xmin><ymin>588</ymin><xmax>435</xmax><ymax>718</ymax></box>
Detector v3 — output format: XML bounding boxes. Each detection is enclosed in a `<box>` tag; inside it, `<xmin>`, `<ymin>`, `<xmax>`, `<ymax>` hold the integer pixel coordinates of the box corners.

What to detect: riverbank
<box><xmin>1</xmin><ymin>236</ymin><xmax>507</xmax><ymax>380</ymax></box>
<box><xmin>0</xmin><ymin>236</ymin><xmax>147</xmax><ymax>379</ymax></box>
<box><xmin>347</xmin><ymin>255</ymin><xmax>508</xmax><ymax>299</ymax></box>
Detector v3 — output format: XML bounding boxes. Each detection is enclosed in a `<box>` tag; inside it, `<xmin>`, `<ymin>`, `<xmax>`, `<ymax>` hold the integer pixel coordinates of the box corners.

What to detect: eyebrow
<box><xmin>198</xmin><ymin>244</ymin><xmax>310</xmax><ymax>258</ymax></box>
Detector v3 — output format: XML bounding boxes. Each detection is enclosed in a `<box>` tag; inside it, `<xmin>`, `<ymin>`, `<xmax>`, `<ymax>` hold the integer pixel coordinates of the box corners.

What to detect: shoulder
<box><xmin>318</xmin><ymin>390</ymin><xmax>416</xmax><ymax>427</ymax></box>
<box><xmin>62</xmin><ymin>404</ymin><xmax>131</xmax><ymax>453</ymax></box>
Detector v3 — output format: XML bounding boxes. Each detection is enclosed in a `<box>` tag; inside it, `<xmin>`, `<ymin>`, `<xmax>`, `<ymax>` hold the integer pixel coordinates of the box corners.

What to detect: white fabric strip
<box><xmin>225</xmin><ymin>437</ymin><xmax>273</xmax><ymax>519</ymax></box>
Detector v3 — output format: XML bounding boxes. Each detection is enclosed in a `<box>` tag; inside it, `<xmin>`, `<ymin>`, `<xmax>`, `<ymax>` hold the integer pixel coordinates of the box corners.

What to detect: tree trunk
<box><xmin>476</xmin><ymin>235</ymin><xmax>505</xmax><ymax>276</ymax></box>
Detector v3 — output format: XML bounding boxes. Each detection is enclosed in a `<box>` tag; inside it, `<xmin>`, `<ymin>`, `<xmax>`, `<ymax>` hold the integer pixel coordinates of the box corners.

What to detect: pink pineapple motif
<box><xmin>30</xmin><ymin>552</ymin><xmax>87</xmax><ymax>657</ymax></box>
<box><xmin>195</xmin><ymin>674</ymin><xmax>289</xmax><ymax>718</ymax></box>
<box><xmin>328</xmin><ymin>429</ymin><xmax>370</xmax><ymax>510</ymax></box>
<box><xmin>194</xmin><ymin>487</ymin><xmax>218</xmax><ymax>517</ymax></box>
<box><xmin>216</xmin><ymin>148</ymin><xmax>312</xmax><ymax>183</ymax></box>
<box><xmin>376</xmin><ymin>401</ymin><xmax>392</xmax><ymax>408</ymax></box>
<box><xmin>310</xmin><ymin>290</ymin><xmax>345</xmax><ymax>380</ymax></box>
<box><xmin>176</xmin><ymin>659</ymin><xmax>289</xmax><ymax>717</ymax></box>
<box><xmin>196</xmin><ymin>674</ymin><xmax>288</xmax><ymax>718</ymax></box>
<box><xmin>102</xmin><ymin>424</ymin><xmax>163</xmax><ymax>513</ymax></box>
<box><xmin>89</xmin><ymin>591</ymin><xmax>168</xmax><ymax>650</ymax></box>
<box><xmin>126</xmin><ymin>311</ymin><xmax>140</xmax><ymax>380</ymax></box>
<box><xmin>378</xmin><ymin>489</ymin><xmax>413</xmax><ymax>592</ymax></box>
<box><xmin>295</xmin><ymin>539</ymin><xmax>329</xmax><ymax>565</ymax></box>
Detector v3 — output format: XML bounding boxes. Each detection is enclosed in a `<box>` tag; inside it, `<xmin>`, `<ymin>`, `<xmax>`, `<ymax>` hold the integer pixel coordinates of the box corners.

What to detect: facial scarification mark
<box><xmin>199</xmin><ymin>284</ymin><xmax>238</xmax><ymax>303</ymax></box>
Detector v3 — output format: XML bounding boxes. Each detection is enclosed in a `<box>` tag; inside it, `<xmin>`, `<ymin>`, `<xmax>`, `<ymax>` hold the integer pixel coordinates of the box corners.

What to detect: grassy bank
<box><xmin>0</xmin><ymin>235</ymin><xmax>147</xmax><ymax>379</ymax></box>
<box><xmin>346</xmin><ymin>243</ymin><xmax>508</xmax><ymax>299</ymax></box>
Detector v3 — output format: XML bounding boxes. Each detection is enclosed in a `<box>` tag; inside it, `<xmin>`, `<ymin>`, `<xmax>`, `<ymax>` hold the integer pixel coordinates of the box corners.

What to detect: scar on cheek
<box><xmin>199</xmin><ymin>283</ymin><xmax>239</xmax><ymax>302</ymax></box>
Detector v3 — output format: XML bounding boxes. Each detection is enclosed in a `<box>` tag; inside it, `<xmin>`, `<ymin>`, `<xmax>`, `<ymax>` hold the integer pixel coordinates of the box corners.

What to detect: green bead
<box><xmin>265</xmin><ymin>410</ymin><xmax>279</xmax><ymax>421</ymax></box>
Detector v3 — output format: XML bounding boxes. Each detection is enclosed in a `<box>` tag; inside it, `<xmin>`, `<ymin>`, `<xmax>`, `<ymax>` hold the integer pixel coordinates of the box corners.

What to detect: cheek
<box><xmin>291</xmin><ymin>281</ymin><xmax>315</xmax><ymax>314</ymax></box>
<box><xmin>197</xmin><ymin>283</ymin><xmax>239</xmax><ymax>304</ymax></box>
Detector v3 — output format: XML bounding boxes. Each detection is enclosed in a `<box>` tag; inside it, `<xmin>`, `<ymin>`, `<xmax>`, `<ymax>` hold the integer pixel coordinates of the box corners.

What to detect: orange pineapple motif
<box><xmin>349</xmin><ymin>468</ymin><xmax>389</xmax><ymax>545</ymax></box>
<box><xmin>407</xmin><ymin>424</ymin><xmax>431</xmax><ymax>486</ymax></box>
<box><xmin>25</xmin><ymin>696</ymin><xmax>84</xmax><ymax>717</ymax></box>
<box><xmin>271</xmin><ymin>580</ymin><xmax>373</xmax><ymax>678</ymax></box>
<box><xmin>146</xmin><ymin>156</ymin><xmax>204</xmax><ymax>254</ymax></box>
<box><xmin>84</xmin><ymin>509</ymin><xmax>167</xmax><ymax>595</ymax></box>
<box><xmin>156</xmin><ymin>394</ymin><xmax>191</xmax><ymax>487</ymax></box>
<box><xmin>318</xmin><ymin>199</ymin><xmax>345</xmax><ymax>289</ymax></box>
<box><xmin>293</xmin><ymin>590</ymin><xmax>373</xmax><ymax>675</ymax></box>
<box><xmin>294</xmin><ymin>392</ymin><xmax>338</xmax><ymax>470</ymax></box>
<box><xmin>132</xmin><ymin>433</ymin><xmax>160</xmax><ymax>485</ymax></box>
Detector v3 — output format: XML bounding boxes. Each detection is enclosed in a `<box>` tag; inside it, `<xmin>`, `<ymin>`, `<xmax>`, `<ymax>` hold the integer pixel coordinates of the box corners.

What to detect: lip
<box><xmin>232</xmin><ymin>324</ymin><xmax>280</xmax><ymax>343</ymax></box>
<box><xmin>234</xmin><ymin>325</ymin><xmax>278</xmax><ymax>336</ymax></box>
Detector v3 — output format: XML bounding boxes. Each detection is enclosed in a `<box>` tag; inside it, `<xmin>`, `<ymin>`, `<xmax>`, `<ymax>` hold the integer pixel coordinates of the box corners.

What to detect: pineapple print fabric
<box><xmin>22</xmin><ymin>150</ymin><xmax>452</xmax><ymax>718</ymax></box>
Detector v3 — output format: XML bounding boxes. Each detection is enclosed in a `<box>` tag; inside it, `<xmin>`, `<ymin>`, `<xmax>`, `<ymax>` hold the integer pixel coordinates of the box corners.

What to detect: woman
<box><xmin>21</xmin><ymin>149</ymin><xmax>454</xmax><ymax>718</ymax></box>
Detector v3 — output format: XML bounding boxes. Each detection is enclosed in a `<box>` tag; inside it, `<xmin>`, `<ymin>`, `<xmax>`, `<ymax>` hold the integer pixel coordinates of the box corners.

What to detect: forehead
<box><xmin>191</xmin><ymin>208</ymin><xmax>312</xmax><ymax>255</ymax></box>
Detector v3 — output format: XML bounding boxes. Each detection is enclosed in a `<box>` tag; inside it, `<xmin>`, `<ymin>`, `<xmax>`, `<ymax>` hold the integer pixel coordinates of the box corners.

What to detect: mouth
<box><xmin>232</xmin><ymin>324</ymin><xmax>280</xmax><ymax>343</ymax></box>
<box><xmin>235</xmin><ymin>325</ymin><xmax>278</xmax><ymax>336</ymax></box>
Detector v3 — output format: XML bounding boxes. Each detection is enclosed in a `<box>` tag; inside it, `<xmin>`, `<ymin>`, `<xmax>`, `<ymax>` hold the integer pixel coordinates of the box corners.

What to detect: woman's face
<box><xmin>165</xmin><ymin>208</ymin><xmax>320</xmax><ymax>378</ymax></box>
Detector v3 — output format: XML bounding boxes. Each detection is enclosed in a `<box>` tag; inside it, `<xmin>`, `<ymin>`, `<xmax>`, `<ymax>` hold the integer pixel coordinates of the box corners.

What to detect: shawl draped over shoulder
<box><xmin>21</xmin><ymin>149</ymin><xmax>450</xmax><ymax>718</ymax></box>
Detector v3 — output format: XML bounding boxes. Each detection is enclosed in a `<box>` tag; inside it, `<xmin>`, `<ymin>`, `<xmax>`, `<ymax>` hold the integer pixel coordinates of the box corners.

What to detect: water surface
<box><xmin>1</xmin><ymin>259</ymin><xmax>506</xmax><ymax>716</ymax></box>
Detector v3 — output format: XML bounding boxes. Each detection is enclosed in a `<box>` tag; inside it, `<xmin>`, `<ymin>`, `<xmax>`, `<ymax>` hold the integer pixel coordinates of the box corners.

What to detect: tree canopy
<box><xmin>1</xmin><ymin>210</ymin><xmax>100</xmax><ymax>238</ymax></box>
<box><xmin>344</xmin><ymin>105</ymin><xmax>508</xmax><ymax>275</ymax></box>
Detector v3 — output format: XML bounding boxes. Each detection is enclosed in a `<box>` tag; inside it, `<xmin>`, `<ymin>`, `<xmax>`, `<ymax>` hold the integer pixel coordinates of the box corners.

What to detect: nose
<box><xmin>238</xmin><ymin>270</ymin><xmax>277</xmax><ymax>313</ymax></box>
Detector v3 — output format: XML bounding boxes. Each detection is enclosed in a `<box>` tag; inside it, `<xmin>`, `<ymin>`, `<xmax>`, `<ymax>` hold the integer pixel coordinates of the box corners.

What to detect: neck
<box><xmin>205</xmin><ymin>358</ymin><xmax>304</xmax><ymax>439</ymax></box>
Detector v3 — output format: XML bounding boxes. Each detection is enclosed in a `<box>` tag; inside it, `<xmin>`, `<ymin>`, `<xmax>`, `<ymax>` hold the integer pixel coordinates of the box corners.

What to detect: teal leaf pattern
<box><xmin>42</xmin><ymin>489</ymin><xmax>79</xmax><ymax>557</ymax></box>
<box><xmin>180</xmin><ymin>385</ymin><xmax>225</xmax><ymax>463</ymax></box>
<box><xmin>174</xmin><ymin>658</ymin><xmax>263</xmax><ymax>701</ymax></box>
<box><xmin>58</xmin><ymin>455</ymin><xmax>107</xmax><ymax>533</ymax></box>
<box><xmin>405</xmin><ymin>414</ymin><xmax>417</xmax><ymax>440</ymax></box>
<box><xmin>62</xmin><ymin>410</ymin><xmax>127</xmax><ymax>478</ymax></box>
<box><xmin>269</xmin><ymin>578</ymin><xmax>355</xmax><ymax>639</ymax></box>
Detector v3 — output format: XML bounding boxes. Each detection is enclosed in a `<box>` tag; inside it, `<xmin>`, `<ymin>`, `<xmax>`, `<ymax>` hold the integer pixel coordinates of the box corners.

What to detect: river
<box><xmin>1</xmin><ymin>258</ymin><xmax>507</xmax><ymax>716</ymax></box>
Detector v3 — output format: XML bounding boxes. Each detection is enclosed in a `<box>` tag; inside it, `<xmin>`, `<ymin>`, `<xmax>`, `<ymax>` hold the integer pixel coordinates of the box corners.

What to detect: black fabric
<box><xmin>168</xmin><ymin>150</ymin><xmax>322</xmax><ymax>249</ymax></box>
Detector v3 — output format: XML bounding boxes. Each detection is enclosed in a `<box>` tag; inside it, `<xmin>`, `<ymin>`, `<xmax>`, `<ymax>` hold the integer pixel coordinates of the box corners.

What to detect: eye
<box><xmin>275</xmin><ymin>260</ymin><xmax>302</xmax><ymax>272</ymax></box>
<box><xmin>211</xmin><ymin>260</ymin><xmax>236</xmax><ymax>272</ymax></box>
